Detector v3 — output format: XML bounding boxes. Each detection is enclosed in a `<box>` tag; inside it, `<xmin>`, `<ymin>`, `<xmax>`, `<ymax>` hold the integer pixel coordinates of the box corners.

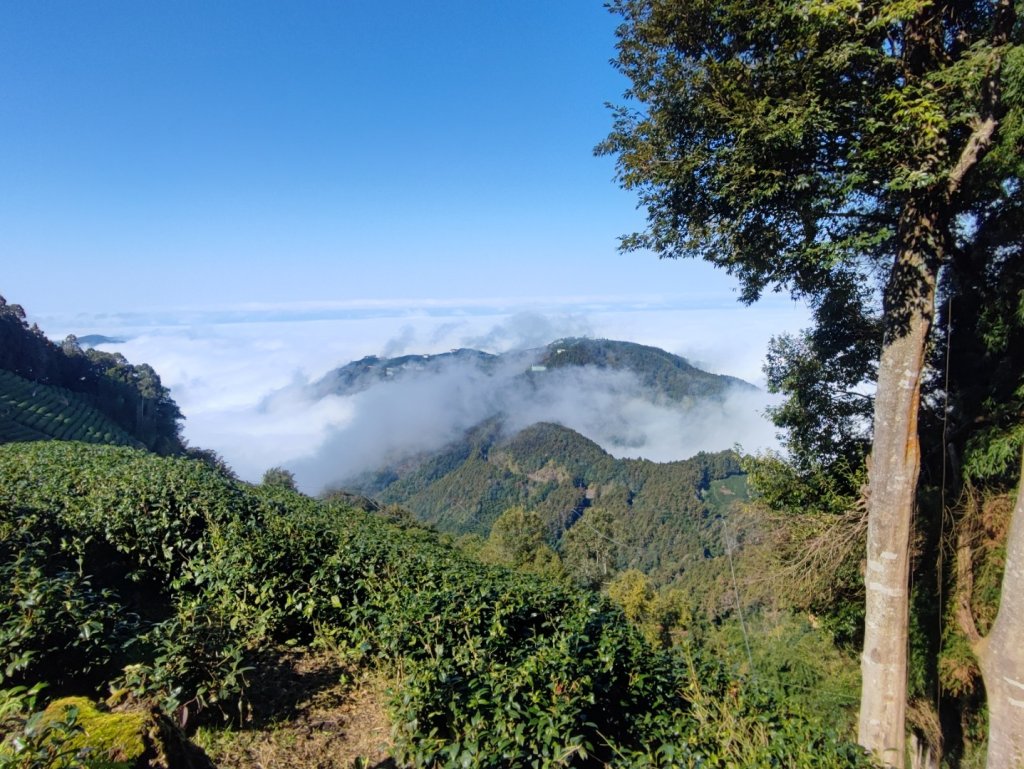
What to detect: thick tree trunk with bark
<box><xmin>960</xmin><ymin>453</ymin><xmax>1024</xmax><ymax>768</ymax></box>
<box><xmin>858</xmin><ymin>203</ymin><xmax>939</xmax><ymax>769</ymax></box>
<box><xmin>978</xmin><ymin>468</ymin><xmax>1024</xmax><ymax>768</ymax></box>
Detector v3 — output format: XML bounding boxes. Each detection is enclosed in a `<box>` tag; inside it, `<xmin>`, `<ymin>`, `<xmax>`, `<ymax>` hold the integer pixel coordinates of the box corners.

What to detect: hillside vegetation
<box><xmin>356</xmin><ymin>421</ymin><xmax>742</xmax><ymax>586</ymax></box>
<box><xmin>535</xmin><ymin>339</ymin><xmax>753</xmax><ymax>401</ymax></box>
<box><xmin>0</xmin><ymin>441</ymin><xmax>870</xmax><ymax>768</ymax></box>
<box><xmin>0</xmin><ymin>297</ymin><xmax>183</xmax><ymax>454</ymax></box>
<box><xmin>0</xmin><ymin>369</ymin><xmax>142</xmax><ymax>447</ymax></box>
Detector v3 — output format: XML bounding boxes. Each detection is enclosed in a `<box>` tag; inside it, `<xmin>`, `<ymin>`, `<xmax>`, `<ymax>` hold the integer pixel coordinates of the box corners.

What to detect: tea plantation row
<box><xmin>0</xmin><ymin>370</ymin><xmax>140</xmax><ymax>448</ymax></box>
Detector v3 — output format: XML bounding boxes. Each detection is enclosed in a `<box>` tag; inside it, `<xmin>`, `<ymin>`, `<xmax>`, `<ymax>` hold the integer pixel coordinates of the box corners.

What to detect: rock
<box><xmin>39</xmin><ymin>697</ymin><xmax>213</xmax><ymax>769</ymax></box>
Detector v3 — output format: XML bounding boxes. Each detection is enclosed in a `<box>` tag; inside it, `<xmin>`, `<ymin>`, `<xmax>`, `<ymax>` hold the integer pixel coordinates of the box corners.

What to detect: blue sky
<box><xmin>1</xmin><ymin>2</ymin><xmax>809</xmax><ymax>478</ymax></box>
<box><xmin>1</xmin><ymin>0</ymin><xmax>747</xmax><ymax>313</ymax></box>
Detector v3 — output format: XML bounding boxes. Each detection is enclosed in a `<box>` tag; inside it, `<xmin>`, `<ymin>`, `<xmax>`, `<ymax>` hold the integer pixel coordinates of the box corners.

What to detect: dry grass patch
<box><xmin>194</xmin><ymin>648</ymin><xmax>395</xmax><ymax>769</ymax></box>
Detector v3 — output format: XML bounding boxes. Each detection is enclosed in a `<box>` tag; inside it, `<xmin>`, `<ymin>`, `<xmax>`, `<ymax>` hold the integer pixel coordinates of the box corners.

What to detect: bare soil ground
<box><xmin>194</xmin><ymin>648</ymin><xmax>396</xmax><ymax>769</ymax></box>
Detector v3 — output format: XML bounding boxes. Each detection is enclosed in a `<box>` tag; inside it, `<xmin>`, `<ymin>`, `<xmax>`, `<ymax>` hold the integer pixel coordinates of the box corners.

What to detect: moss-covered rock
<box><xmin>39</xmin><ymin>697</ymin><xmax>211</xmax><ymax>769</ymax></box>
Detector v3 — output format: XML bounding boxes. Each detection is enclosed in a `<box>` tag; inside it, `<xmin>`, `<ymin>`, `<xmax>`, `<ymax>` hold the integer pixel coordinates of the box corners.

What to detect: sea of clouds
<box><xmin>38</xmin><ymin>297</ymin><xmax>809</xmax><ymax>493</ymax></box>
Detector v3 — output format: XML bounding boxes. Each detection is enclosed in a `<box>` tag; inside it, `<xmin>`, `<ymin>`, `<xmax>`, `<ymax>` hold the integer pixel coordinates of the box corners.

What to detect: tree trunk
<box><xmin>976</xmin><ymin>452</ymin><xmax>1024</xmax><ymax>768</ymax></box>
<box><xmin>858</xmin><ymin>202</ymin><xmax>939</xmax><ymax>769</ymax></box>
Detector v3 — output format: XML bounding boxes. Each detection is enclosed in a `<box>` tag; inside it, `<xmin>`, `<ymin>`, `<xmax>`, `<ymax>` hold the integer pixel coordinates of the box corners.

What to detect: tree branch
<box><xmin>946</xmin><ymin>115</ymin><xmax>998</xmax><ymax>199</ymax></box>
<box><xmin>946</xmin><ymin>0</ymin><xmax>1016</xmax><ymax>198</ymax></box>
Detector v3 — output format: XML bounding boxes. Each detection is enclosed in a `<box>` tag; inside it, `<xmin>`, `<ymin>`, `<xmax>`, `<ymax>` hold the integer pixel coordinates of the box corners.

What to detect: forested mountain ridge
<box><xmin>349</xmin><ymin>419</ymin><xmax>744</xmax><ymax>585</ymax></box>
<box><xmin>0</xmin><ymin>296</ymin><xmax>184</xmax><ymax>454</ymax></box>
<box><xmin>535</xmin><ymin>337</ymin><xmax>754</xmax><ymax>400</ymax></box>
<box><xmin>307</xmin><ymin>336</ymin><xmax>760</xmax><ymax>514</ymax></box>
<box><xmin>312</xmin><ymin>347</ymin><xmax>500</xmax><ymax>397</ymax></box>
<box><xmin>314</xmin><ymin>336</ymin><xmax>753</xmax><ymax>403</ymax></box>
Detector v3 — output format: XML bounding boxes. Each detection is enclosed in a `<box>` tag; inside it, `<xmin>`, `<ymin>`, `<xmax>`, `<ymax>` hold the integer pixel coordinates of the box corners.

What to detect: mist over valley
<box><xmin>52</xmin><ymin>303</ymin><xmax>801</xmax><ymax>488</ymax></box>
<box><xmin>285</xmin><ymin>336</ymin><xmax>774</xmax><ymax>495</ymax></box>
<box><xmin>3</xmin><ymin>0</ymin><xmax>1020</xmax><ymax>759</ymax></box>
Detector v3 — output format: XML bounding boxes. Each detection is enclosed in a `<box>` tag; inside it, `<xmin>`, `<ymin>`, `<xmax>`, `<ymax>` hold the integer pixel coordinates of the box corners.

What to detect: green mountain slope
<box><xmin>313</xmin><ymin>347</ymin><xmax>499</xmax><ymax>397</ymax></box>
<box><xmin>364</xmin><ymin>420</ymin><xmax>744</xmax><ymax>584</ymax></box>
<box><xmin>536</xmin><ymin>337</ymin><xmax>755</xmax><ymax>400</ymax></box>
<box><xmin>0</xmin><ymin>296</ymin><xmax>184</xmax><ymax>453</ymax></box>
<box><xmin>314</xmin><ymin>337</ymin><xmax>753</xmax><ymax>404</ymax></box>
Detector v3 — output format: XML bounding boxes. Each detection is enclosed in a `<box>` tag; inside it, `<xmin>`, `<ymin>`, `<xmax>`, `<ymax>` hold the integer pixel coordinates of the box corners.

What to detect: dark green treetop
<box><xmin>599</xmin><ymin>0</ymin><xmax>1020</xmax><ymax>304</ymax></box>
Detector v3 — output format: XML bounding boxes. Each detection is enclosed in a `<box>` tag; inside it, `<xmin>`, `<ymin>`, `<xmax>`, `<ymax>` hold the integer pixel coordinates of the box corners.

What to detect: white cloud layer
<box><xmin>288</xmin><ymin>361</ymin><xmax>782</xmax><ymax>494</ymax></box>
<box><xmin>42</xmin><ymin>298</ymin><xmax>808</xmax><ymax>492</ymax></box>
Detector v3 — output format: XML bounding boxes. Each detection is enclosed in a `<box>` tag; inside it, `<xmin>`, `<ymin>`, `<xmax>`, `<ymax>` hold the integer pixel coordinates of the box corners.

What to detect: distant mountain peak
<box><xmin>535</xmin><ymin>337</ymin><xmax>754</xmax><ymax>398</ymax></box>
<box><xmin>314</xmin><ymin>337</ymin><xmax>755</xmax><ymax>402</ymax></box>
<box><xmin>294</xmin><ymin>336</ymin><xmax>765</xmax><ymax>501</ymax></box>
<box><xmin>313</xmin><ymin>347</ymin><xmax>499</xmax><ymax>397</ymax></box>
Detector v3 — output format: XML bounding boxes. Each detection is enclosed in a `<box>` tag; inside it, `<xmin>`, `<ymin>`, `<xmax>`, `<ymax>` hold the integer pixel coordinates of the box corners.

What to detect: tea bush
<box><xmin>0</xmin><ymin>442</ymin><xmax>871</xmax><ymax>767</ymax></box>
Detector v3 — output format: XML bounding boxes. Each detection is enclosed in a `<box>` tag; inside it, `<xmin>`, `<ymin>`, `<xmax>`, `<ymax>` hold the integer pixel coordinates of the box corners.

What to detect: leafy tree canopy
<box><xmin>261</xmin><ymin>466</ymin><xmax>297</xmax><ymax>491</ymax></box>
<box><xmin>600</xmin><ymin>0</ymin><xmax>1022</xmax><ymax>764</ymax></box>
<box><xmin>599</xmin><ymin>0</ymin><xmax>1020</xmax><ymax>305</ymax></box>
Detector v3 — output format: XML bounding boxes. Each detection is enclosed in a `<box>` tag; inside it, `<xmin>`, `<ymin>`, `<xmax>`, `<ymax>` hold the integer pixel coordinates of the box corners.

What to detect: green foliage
<box><xmin>0</xmin><ymin>516</ymin><xmax>132</xmax><ymax>691</ymax></box>
<box><xmin>949</xmin><ymin>236</ymin><xmax>1024</xmax><ymax>488</ymax></box>
<box><xmin>612</xmin><ymin>643</ymin><xmax>872</xmax><ymax>769</ymax></box>
<box><xmin>605</xmin><ymin>569</ymin><xmax>669</xmax><ymax>646</ymax></box>
<box><xmin>260</xmin><ymin>466</ymin><xmax>297</xmax><ymax>491</ymax></box>
<box><xmin>0</xmin><ymin>442</ymin><xmax>868</xmax><ymax>767</ymax></box>
<box><xmin>740</xmin><ymin>453</ymin><xmax>866</xmax><ymax>635</ymax></box>
<box><xmin>764</xmin><ymin>323</ymin><xmax>876</xmax><ymax>472</ymax></box>
<box><xmin>744</xmin><ymin>451</ymin><xmax>864</xmax><ymax>517</ymax></box>
<box><xmin>478</xmin><ymin>507</ymin><xmax>564</xmax><ymax>578</ymax></box>
<box><xmin>600</xmin><ymin>0</ymin><xmax>890</xmax><ymax>300</ymax></box>
<box><xmin>963</xmin><ymin>418</ymin><xmax>1024</xmax><ymax>484</ymax></box>
<box><xmin>599</xmin><ymin>0</ymin><xmax>1024</xmax><ymax>761</ymax></box>
<box><xmin>707</xmin><ymin>613</ymin><xmax>862</xmax><ymax>735</ymax></box>
<box><xmin>606</xmin><ymin>569</ymin><xmax>655</xmax><ymax>625</ymax></box>
<box><xmin>0</xmin><ymin>685</ymin><xmax>85</xmax><ymax>769</ymax></box>
<box><xmin>560</xmin><ymin>507</ymin><xmax>620</xmax><ymax>590</ymax></box>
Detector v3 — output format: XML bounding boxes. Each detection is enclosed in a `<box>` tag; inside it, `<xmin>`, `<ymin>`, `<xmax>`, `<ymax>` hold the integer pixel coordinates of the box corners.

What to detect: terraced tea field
<box><xmin>0</xmin><ymin>369</ymin><xmax>141</xmax><ymax>447</ymax></box>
